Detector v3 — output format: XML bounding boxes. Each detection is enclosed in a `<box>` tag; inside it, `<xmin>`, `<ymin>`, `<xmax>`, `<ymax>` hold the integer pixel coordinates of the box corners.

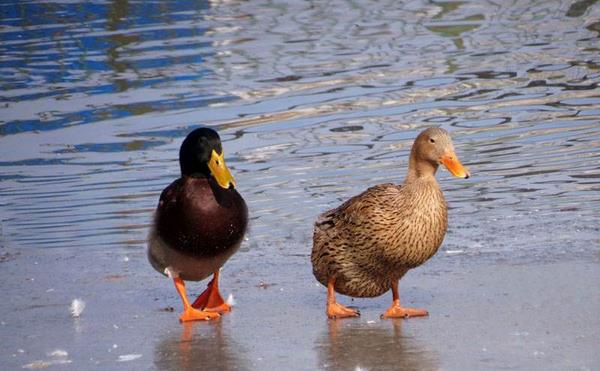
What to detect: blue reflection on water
<box><xmin>0</xmin><ymin>0</ymin><xmax>230</xmax><ymax>135</ymax></box>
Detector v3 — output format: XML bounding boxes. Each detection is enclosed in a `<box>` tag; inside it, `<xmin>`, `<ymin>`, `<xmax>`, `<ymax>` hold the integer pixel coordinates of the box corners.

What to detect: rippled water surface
<box><xmin>2</xmin><ymin>0</ymin><xmax>598</xmax><ymax>260</ymax></box>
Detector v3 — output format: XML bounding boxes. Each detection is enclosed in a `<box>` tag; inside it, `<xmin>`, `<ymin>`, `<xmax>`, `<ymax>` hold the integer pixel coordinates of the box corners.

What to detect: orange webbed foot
<box><xmin>191</xmin><ymin>288</ymin><xmax>210</xmax><ymax>310</ymax></box>
<box><xmin>191</xmin><ymin>271</ymin><xmax>231</xmax><ymax>314</ymax></box>
<box><xmin>381</xmin><ymin>281</ymin><xmax>429</xmax><ymax>319</ymax></box>
<box><xmin>327</xmin><ymin>302</ymin><xmax>360</xmax><ymax>319</ymax></box>
<box><xmin>192</xmin><ymin>290</ymin><xmax>231</xmax><ymax>313</ymax></box>
<box><xmin>204</xmin><ymin>302</ymin><xmax>231</xmax><ymax>314</ymax></box>
<box><xmin>381</xmin><ymin>305</ymin><xmax>428</xmax><ymax>319</ymax></box>
<box><xmin>172</xmin><ymin>277</ymin><xmax>221</xmax><ymax>322</ymax></box>
<box><xmin>325</xmin><ymin>278</ymin><xmax>359</xmax><ymax>319</ymax></box>
<box><xmin>179</xmin><ymin>307</ymin><xmax>220</xmax><ymax>322</ymax></box>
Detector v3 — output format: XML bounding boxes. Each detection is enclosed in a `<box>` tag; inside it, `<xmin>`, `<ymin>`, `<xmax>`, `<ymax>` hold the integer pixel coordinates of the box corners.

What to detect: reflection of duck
<box><xmin>148</xmin><ymin>128</ymin><xmax>248</xmax><ymax>322</ymax></box>
<box><xmin>153</xmin><ymin>322</ymin><xmax>246</xmax><ymax>370</ymax></box>
<box><xmin>312</xmin><ymin>128</ymin><xmax>469</xmax><ymax>318</ymax></box>
<box><xmin>318</xmin><ymin>320</ymin><xmax>438</xmax><ymax>370</ymax></box>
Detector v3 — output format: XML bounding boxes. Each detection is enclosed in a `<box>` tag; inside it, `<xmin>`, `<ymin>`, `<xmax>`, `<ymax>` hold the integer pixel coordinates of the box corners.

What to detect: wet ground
<box><xmin>1</xmin><ymin>0</ymin><xmax>599</xmax><ymax>370</ymax></box>
<box><xmin>1</xmin><ymin>245</ymin><xmax>599</xmax><ymax>370</ymax></box>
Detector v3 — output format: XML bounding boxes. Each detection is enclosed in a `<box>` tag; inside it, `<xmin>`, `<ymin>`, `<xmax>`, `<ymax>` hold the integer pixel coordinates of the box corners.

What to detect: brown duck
<box><xmin>311</xmin><ymin>127</ymin><xmax>470</xmax><ymax>319</ymax></box>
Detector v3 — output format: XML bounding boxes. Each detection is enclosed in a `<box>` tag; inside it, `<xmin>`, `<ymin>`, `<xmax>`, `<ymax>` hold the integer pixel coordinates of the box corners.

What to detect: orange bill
<box><xmin>207</xmin><ymin>149</ymin><xmax>236</xmax><ymax>189</ymax></box>
<box><xmin>440</xmin><ymin>152</ymin><xmax>470</xmax><ymax>179</ymax></box>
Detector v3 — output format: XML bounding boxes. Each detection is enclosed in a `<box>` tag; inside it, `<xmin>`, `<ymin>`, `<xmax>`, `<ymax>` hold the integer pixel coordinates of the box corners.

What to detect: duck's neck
<box><xmin>403</xmin><ymin>149</ymin><xmax>439</xmax><ymax>185</ymax></box>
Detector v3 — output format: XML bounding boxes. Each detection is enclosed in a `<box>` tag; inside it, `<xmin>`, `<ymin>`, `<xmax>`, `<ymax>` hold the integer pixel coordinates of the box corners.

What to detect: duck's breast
<box><xmin>382</xmin><ymin>183</ymin><xmax>448</xmax><ymax>268</ymax></box>
<box><xmin>155</xmin><ymin>177</ymin><xmax>248</xmax><ymax>258</ymax></box>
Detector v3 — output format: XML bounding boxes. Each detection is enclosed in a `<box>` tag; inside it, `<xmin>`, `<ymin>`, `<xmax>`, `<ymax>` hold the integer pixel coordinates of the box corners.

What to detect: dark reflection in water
<box><xmin>154</xmin><ymin>322</ymin><xmax>246</xmax><ymax>371</ymax></box>
<box><xmin>316</xmin><ymin>320</ymin><xmax>438</xmax><ymax>371</ymax></box>
<box><xmin>106</xmin><ymin>0</ymin><xmax>135</xmax><ymax>93</ymax></box>
<box><xmin>567</xmin><ymin>0</ymin><xmax>599</xmax><ymax>17</ymax></box>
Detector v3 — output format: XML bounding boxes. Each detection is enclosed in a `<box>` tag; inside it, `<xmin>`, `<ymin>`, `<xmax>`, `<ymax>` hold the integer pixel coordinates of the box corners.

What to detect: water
<box><xmin>1</xmin><ymin>0</ymin><xmax>599</xmax><ymax>369</ymax></box>
<box><xmin>1</xmin><ymin>0</ymin><xmax>598</xmax><ymax>261</ymax></box>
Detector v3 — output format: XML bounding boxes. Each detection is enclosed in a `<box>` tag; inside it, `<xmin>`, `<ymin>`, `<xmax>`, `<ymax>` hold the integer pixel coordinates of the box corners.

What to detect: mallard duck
<box><xmin>311</xmin><ymin>127</ymin><xmax>470</xmax><ymax>319</ymax></box>
<box><xmin>148</xmin><ymin>127</ymin><xmax>248</xmax><ymax>322</ymax></box>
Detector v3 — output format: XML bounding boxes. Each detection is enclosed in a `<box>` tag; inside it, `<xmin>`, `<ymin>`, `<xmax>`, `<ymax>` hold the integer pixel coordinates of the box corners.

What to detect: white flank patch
<box><xmin>70</xmin><ymin>298</ymin><xmax>86</xmax><ymax>318</ymax></box>
<box><xmin>226</xmin><ymin>293</ymin><xmax>236</xmax><ymax>306</ymax></box>
<box><xmin>164</xmin><ymin>267</ymin><xmax>177</xmax><ymax>278</ymax></box>
<box><xmin>117</xmin><ymin>354</ymin><xmax>142</xmax><ymax>362</ymax></box>
<box><xmin>445</xmin><ymin>249</ymin><xmax>464</xmax><ymax>255</ymax></box>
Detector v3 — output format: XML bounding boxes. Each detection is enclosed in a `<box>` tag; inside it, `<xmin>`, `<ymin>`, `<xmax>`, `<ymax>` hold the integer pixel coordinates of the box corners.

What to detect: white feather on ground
<box><xmin>70</xmin><ymin>298</ymin><xmax>85</xmax><ymax>318</ymax></box>
<box><xmin>226</xmin><ymin>293</ymin><xmax>235</xmax><ymax>306</ymax></box>
<box><xmin>23</xmin><ymin>359</ymin><xmax>72</xmax><ymax>369</ymax></box>
<box><xmin>23</xmin><ymin>349</ymin><xmax>72</xmax><ymax>369</ymax></box>
<box><xmin>117</xmin><ymin>354</ymin><xmax>142</xmax><ymax>362</ymax></box>
<box><xmin>47</xmin><ymin>349</ymin><xmax>68</xmax><ymax>357</ymax></box>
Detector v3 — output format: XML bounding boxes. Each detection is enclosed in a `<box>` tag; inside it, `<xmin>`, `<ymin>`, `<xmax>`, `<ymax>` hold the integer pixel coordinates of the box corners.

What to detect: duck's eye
<box><xmin>429</xmin><ymin>138</ymin><xmax>435</xmax><ymax>143</ymax></box>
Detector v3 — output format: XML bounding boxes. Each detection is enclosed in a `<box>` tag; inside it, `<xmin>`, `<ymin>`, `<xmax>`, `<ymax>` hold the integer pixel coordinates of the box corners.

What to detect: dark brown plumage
<box><xmin>311</xmin><ymin>127</ymin><xmax>470</xmax><ymax>319</ymax></box>
<box><xmin>154</xmin><ymin>176</ymin><xmax>247</xmax><ymax>262</ymax></box>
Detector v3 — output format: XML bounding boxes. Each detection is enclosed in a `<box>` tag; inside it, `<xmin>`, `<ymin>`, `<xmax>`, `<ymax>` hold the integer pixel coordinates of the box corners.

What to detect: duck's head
<box><xmin>179</xmin><ymin>127</ymin><xmax>236</xmax><ymax>189</ymax></box>
<box><xmin>411</xmin><ymin>127</ymin><xmax>470</xmax><ymax>179</ymax></box>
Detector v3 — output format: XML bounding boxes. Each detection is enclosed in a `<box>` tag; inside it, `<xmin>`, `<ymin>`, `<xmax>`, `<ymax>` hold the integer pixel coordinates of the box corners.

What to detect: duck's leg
<box><xmin>381</xmin><ymin>281</ymin><xmax>428</xmax><ymax>319</ymax></box>
<box><xmin>173</xmin><ymin>277</ymin><xmax>220</xmax><ymax>322</ymax></box>
<box><xmin>191</xmin><ymin>270</ymin><xmax>231</xmax><ymax>313</ymax></box>
<box><xmin>327</xmin><ymin>278</ymin><xmax>360</xmax><ymax>319</ymax></box>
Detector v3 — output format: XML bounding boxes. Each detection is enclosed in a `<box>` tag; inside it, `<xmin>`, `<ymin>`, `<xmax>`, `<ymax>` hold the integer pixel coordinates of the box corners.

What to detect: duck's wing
<box><xmin>158</xmin><ymin>177</ymin><xmax>181</xmax><ymax>205</ymax></box>
<box><xmin>315</xmin><ymin>183</ymin><xmax>400</xmax><ymax>233</ymax></box>
<box><xmin>311</xmin><ymin>183</ymin><xmax>403</xmax><ymax>294</ymax></box>
<box><xmin>153</xmin><ymin>178</ymin><xmax>188</xmax><ymax>247</ymax></box>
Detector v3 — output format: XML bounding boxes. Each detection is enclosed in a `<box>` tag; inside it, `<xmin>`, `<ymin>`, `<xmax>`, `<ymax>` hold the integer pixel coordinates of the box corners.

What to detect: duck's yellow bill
<box><xmin>441</xmin><ymin>152</ymin><xmax>470</xmax><ymax>179</ymax></box>
<box><xmin>208</xmin><ymin>149</ymin><xmax>236</xmax><ymax>189</ymax></box>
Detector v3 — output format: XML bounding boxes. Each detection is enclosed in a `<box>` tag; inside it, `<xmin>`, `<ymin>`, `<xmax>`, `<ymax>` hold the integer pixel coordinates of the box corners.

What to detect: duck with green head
<box><xmin>148</xmin><ymin>127</ymin><xmax>248</xmax><ymax>322</ymax></box>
